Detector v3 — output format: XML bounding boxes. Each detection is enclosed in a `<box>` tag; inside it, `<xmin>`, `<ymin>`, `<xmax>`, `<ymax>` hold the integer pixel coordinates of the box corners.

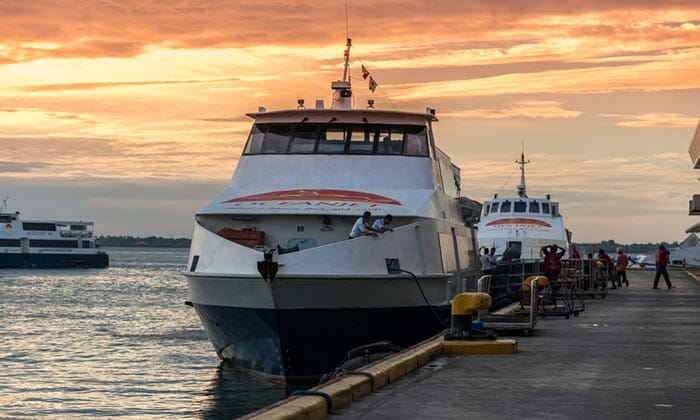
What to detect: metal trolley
<box><xmin>477</xmin><ymin>275</ymin><xmax>538</xmax><ymax>336</ymax></box>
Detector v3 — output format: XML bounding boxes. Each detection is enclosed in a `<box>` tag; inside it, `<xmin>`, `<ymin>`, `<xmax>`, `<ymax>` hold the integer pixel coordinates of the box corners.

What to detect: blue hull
<box><xmin>0</xmin><ymin>253</ymin><xmax>109</xmax><ymax>268</ymax></box>
<box><xmin>193</xmin><ymin>303</ymin><xmax>449</xmax><ymax>378</ymax></box>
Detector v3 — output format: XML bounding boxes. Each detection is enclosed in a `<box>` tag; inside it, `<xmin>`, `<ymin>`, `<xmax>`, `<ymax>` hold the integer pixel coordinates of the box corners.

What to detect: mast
<box><xmin>331</xmin><ymin>38</ymin><xmax>353</xmax><ymax>109</ymax></box>
<box><xmin>516</xmin><ymin>144</ymin><xmax>530</xmax><ymax>198</ymax></box>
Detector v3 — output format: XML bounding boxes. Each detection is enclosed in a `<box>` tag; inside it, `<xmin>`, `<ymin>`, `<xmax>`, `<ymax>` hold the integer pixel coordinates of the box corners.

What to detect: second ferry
<box><xmin>477</xmin><ymin>151</ymin><xmax>570</xmax><ymax>259</ymax></box>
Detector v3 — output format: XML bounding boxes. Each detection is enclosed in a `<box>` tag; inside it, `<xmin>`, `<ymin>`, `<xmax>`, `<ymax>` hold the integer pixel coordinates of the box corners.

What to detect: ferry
<box><xmin>0</xmin><ymin>211</ymin><xmax>109</xmax><ymax>268</ymax></box>
<box><xmin>477</xmin><ymin>152</ymin><xmax>569</xmax><ymax>259</ymax></box>
<box><xmin>183</xmin><ymin>39</ymin><xmax>482</xmax><ymax>379</ymax></box>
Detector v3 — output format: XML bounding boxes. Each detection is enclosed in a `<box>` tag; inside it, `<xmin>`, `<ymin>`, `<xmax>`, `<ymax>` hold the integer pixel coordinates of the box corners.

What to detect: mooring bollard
<box><xmin>444</xmin><ymin>292</ymin><xmax>497</xmax><ymax>340</ymax></box>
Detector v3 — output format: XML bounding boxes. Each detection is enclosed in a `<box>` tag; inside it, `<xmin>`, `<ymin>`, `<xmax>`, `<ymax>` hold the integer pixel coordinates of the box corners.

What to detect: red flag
<box><xmin>361</xmin><ymin>64</ymin><xmax>370</xmax><ymax>80</ymax></box>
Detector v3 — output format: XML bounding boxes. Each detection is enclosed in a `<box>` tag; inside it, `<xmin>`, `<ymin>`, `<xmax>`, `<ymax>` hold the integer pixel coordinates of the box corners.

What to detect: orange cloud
<box><xmin>441</xmin><ymin>100</ymin><xmax>581</xmax><ymax>119</ymax></box>
<box><xmin>601</xmin><ymin>112</ymin><xmax>699</xmax><ymax>128</ymax></box>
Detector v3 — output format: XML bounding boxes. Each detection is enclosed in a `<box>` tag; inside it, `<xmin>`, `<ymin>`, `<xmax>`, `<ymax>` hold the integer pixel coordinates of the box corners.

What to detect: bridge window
<box><xmin>288</xmin><ymin>125</ymin><xmax>318</xmax><ymax>153</ymax></box>
<box><xmin>242</xmin><ymin>123</ymin><xmax>429</xmax><ymax>157</ymax></box>
<box><xmin>317</xmin><ymin>128</ymin><xmax>347</xmax><ymax>153</ymax></box>
<box><xmin>541</xmin><ymin>203</ymin><xmax>550</xmax><ymax>214</ymax></box>
<box><xmin>500</xmin><ymin>201</ymin><xmax>511</xmax><ymax>212</ymax></box>
<box><xmin>23</xmin><ymin>222</ymin><xmax>56</xmax><ymax>231</ymax></box>
<box><xmin>529</xmin><ymin>202</ymin><xmax>540</xmax><ymax>213</ymax></box>
<box><xmin>490</xmin><ymin>202</ymin><xmax>500</xmax><ymax>213</ymax></box>
<box><xmin>514</xmin><ymin>202</ymin><xmax>526</xmax><ymax>213</ymax></box>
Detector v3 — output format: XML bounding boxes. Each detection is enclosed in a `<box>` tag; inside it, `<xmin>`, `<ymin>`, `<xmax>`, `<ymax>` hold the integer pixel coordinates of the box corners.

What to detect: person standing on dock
<box><xmin>541</xmin><ymin>244</ymin><xmax>565</xmax><ymax>307</ymax></box>
<box><xmin>480</xmin><ymin>247</ymin><xmax>495</xmax><ymax>275</ymax></box>
<box><xmin>653</xmin><ymin>244</ymin><xmax>674</xmax><ymax>290</ymax></box>
<box><xmin>599</xmin><ymin>249</ymin><xmax>616</xmax><ymax>289</ymax></box>
<box><xmin>616</xmin><ymin>248</ymin><xmax>629</xmax><ymax>287</ymax></box>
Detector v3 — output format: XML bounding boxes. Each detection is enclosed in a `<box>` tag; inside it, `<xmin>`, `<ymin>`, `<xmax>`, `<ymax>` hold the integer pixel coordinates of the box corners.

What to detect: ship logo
<box><xmin>222</xmin><ymin>189</ymin><xmax>402</xmax><ymax>205</ymax></box>
<box><xmin>486</xmin><ymin>218</ymin><xmax>552</xmax><ymax>228</ymax></box>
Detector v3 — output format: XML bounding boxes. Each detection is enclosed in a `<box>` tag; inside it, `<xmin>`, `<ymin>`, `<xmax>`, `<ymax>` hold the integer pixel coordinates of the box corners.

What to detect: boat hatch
<box><xmin>217</xmin><ymin>228</ymin><xmax>265</xmax><ymax>248</ymax></box>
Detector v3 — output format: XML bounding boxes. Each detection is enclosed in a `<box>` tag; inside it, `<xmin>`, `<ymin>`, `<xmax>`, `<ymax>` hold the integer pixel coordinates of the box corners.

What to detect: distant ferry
<box><xmin>0</xmin><ymin>211</ymin><xmax>109</xmax><ymax>268</ymax></box>
<box><xmin>477</xmin><ymin>152</ymin><xmax>569</xmax><ymax>259</ymax></box>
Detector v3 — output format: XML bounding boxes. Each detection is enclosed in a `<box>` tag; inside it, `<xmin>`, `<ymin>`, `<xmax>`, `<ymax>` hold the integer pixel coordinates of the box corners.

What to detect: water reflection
<box><xmin>200</xmin><ymin>361</ymin><xmax>286</xmax><ymax>419</ymax></box>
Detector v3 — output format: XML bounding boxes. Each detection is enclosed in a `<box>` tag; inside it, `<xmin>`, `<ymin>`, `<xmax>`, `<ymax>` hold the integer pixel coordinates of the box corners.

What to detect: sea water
<box><xmin>0</xmin><ymin>247</ymin><xmax>286</xmax><ymax>418</ymax></box>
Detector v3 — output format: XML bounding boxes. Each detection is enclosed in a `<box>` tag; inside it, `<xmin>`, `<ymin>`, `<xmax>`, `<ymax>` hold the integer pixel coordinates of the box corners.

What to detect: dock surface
<box><xmin>332</xmin><ymin>270</ymin><xmax>700</xmax><ymax>419</ymax></box>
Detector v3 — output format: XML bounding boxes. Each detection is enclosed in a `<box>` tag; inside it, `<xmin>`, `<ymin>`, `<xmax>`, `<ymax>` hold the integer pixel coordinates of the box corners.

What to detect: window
<box><xmin>29</xmin><ymin>239</ymin><xmax>79</xmax><ymax>248</ymax></box>
<box><xmin>289</xmin><ymin>124</ymin><xmax>318</xmax><ymax>153</ymax></box>
<box><xmin>243</xmin><ymin>125</ymin><xmax>265</xmax><ymax>154</ymax></box>
<box><xmin>514</xmin><ymin>202</ymin><xmax>526</xmax><ymax>213</ymax></box>
<box><xmin>82</xmin><ymin>241</ymin><xmax>92</xmax><ymax>248</ymax></box>
<box><xmin>347</xmin><ymin>127</ymin><xmax>374</xmax><ymax>154</ymax></box>
<box><xmin>23</xmin><ymin>222</ymin><xmax>56</xmax><ymax>231</ymax></box>
<box><xmin>490</xmin><ymin>202</ymin><xmax>500</xmax><ymax>213</ymax></box>
<box><xmin>0</xmin><ymin>216</ymin><xmax>11</xmax><ymax>223</ymax></box>
<box><xmin>404</xmin><ymin>127</ymin><xmax>429</xmax><ymax>156</ymax></box>
<box><xmin>317</xmin><ymin>128</ymin><xmax>346</xmax><ymax>153</ymax></box>
<box><xmin>241</xmin><ymin>123</ymin><xmax>430</xmax><ymax>157</ymax></box>
<box><xmin>0</xmin><ymin>239</ymin><xmax>20</xmax><ymax>247</ymax></box>
<box><xmin>529</xmin><ymin>202</ymin><xmax>539</xmax><ymax>213</ymax></box>
<box><xmin>377</xmin><ymin>129</ymin><xmax>403</xmax><ymax>155</ymax></box>
<box><xmin>551</xmin><ymin>205</ymin><xmax>557</xmax><ymax>215</ymax></box>
<box><xmin>261</xmin><ymin>125</ymin><xmax>292</xmax><ymax>153</ymax></box>
<box><xmin>541</xmin><ymin>203</ymin><xmax>550</xmax><ymax>214</ymax></box>
<box><xmin>500</xmin><ymin>201</ymin><xmax>511</xmax><ymax>212</ymax></box>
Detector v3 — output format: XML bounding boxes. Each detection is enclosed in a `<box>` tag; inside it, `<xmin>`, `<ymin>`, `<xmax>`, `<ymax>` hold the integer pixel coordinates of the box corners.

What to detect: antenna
<box><xmin>0</xmin><ymin>196</ymin><xmax>8</xmax><ymax>212</ymax></box>
<box><xmin>516</xmin><ymin>141</ymin><xmax>530</xmax><ymax>198</ymax></box>
<box><xmin>345</xmin><ymin>2</ymin><xmax>349</xmax><ymax>40</ymax></box>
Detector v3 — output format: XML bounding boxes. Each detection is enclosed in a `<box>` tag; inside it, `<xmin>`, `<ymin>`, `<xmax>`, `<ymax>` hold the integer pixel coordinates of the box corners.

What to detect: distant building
<box><xmin>687</xmin><ymin>118</ymin><xmax>700</xmax><ymax>233</ymax></box>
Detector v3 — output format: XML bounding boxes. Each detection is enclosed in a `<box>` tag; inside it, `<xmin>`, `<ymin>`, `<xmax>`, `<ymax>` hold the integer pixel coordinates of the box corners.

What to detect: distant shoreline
<box><xmin>97</xmin><ymin>236</ymin><xmax>191</xmax><ymax>248</ymax></box>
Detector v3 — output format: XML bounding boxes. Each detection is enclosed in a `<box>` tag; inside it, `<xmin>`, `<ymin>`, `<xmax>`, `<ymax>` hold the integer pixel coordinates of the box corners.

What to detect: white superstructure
<box><xmin>183</xmin><ymin>39</ymin><xmax>482</xmax><ymax>378</ymax></box>
<box><xmin>477</xmin><ymin>152</ymin><xmax>569</xmax><ymax>259</ymax></box>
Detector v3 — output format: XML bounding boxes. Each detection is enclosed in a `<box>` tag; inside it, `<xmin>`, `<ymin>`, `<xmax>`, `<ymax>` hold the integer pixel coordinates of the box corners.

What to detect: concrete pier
<box><xmin>332</xmin><ymin>270</ymin><xmax>700</xmax><ymax>419</ymax></box>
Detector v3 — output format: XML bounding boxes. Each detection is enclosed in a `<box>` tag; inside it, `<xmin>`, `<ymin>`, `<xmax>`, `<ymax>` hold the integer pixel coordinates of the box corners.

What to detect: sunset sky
<box><xmin>1</xmin><ymin>0</ymin><xmax>699</xmax><ymax>243</ymax></box>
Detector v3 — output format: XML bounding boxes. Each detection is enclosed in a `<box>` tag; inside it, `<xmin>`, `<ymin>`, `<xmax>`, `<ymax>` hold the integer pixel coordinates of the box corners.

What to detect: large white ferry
<box><xmin>477</xmin><ymin>152</ymin><xmax>569</xmax><ymax>259</ymax></box>
<box><xmin>0</xmin><ymin>211</ymin><xmax>108</xmax><ymax>268</ymax></box>
<box><xmin>184</xmin><ymin>39</ymin><xmax>482</xmax><ymax>379</ymax></box>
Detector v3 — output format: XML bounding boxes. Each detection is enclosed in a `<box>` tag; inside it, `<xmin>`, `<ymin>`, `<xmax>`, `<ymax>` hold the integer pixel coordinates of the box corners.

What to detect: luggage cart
<box><xmin>477</xmin><ymin>276</ymin><xmax>538</xmax><ymax>336</ymax></box>
<box><xmin>585</xmin><ymin>258</ymin><xmax>609</xmax><ymax>299</ymax></box>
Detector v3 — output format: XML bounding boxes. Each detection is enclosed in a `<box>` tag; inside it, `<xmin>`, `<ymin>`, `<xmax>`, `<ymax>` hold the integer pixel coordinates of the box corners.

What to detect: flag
<box><xmin>369</xmin><ymin>76</ymin><xmax>377</xmax><ymax>93</ymax></box>
<box><xmin>361</xmin><ymin>64</ymin><xmax>369</xmax><ymax>80</ymax></box>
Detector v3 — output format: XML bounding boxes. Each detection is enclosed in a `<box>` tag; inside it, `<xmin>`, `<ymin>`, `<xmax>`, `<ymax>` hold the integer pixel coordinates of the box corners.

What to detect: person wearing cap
<box><xmin>616</xmin><ymin>248</ymin><xmax>629</xmax><ymax>287</ymax></box>
<box><xmin>653</xmin><ymin>244</ymin><xmax>674</xmax><ymax>290</ymax></box>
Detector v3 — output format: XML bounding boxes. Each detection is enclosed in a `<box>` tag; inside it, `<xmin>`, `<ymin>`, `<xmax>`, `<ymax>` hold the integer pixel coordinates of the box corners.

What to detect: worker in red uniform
<box><xmin>653</xmin><ymin>244</ymin><xmax>674</xmax><ymax>290</ymax></box>
<box><xmin>616</xmin><ymin>248</ymin><xmax>629</xmax><ymax>287</ymax></box>
<box><xmin>541</xmin><ymin>244</ymin><xmax>566</xmax><ymax>307</ymax></box>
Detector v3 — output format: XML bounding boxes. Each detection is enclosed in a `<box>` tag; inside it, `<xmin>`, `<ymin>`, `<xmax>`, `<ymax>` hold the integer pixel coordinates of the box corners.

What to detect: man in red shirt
<box><xmin>653</xmin><ymin>244</ymin><xmax>674</xmax><ymax>290</ymax></box>
<box><xmin>616</xmin><ymin>248</ymin><xmax>629</xmax><ymax>287</ymax></box>
<box><xmin>542</xmin><ymin>244</ymin><xmax>566</xmax><ymax>306</ymax></box>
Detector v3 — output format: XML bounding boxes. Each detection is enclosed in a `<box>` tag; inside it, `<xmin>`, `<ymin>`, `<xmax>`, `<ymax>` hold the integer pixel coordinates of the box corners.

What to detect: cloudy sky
<box><xmin>1</xmin><ymin>0</ymin><xmax>699</xmax><ymax>243</ymax></box>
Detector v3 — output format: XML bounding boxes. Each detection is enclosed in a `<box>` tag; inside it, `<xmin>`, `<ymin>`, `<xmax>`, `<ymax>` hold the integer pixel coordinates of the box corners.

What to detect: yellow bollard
<box><xmin>444</xmin><ymin>292</ymin><xmax>496</xmax><ymax>340</ymax></box>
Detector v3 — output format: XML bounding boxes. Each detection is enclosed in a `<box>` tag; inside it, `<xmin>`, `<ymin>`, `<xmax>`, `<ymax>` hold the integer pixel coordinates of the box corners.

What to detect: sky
<box><xmin>1</xmin><ymin>0</ymin><xmax>699</xmax><ymax>243</ymax></box>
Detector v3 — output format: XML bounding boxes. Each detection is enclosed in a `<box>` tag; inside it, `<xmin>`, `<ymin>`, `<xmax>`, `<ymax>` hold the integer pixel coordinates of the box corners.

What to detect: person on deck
<box><xmin>616</xmin><ymin>248</ymin><xmax>629</xmax><ymax>287</ymax></box>
<box><xmin>349</xmin><ymin>211</ymin><xmax>378</xmax><ymax>239</ymax></box>
<box><xmin>371</xmin><ymin>214</ymin><xmax>394</xmax><ymax>233</ymax></box>
<box><xmin>653</xmin><ymin>244</ymin><xmax>674</xmax><ymax>290</ymax></box>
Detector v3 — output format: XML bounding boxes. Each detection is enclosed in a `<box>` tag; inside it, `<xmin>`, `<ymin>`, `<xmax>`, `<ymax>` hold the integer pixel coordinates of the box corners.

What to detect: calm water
<box><xmin>0</xmin><ymin>248</ymin><xmax>286</xmax><ymax>418</ymax></box>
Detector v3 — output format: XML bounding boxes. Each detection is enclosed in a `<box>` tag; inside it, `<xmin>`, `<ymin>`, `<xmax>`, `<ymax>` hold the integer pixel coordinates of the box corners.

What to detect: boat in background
<box><xmin>638</xmin><ymin>234</ymin><xmax>700</xmax><ymax>267</ymax></box>
<box><xmin>0</xmin><ymin>211</ymin><xmax>109</xmax><ymax>268</ymax></box>
<box><xmin>477</xmin><ymin>151</ymin><xmax>570</xmax><ymax>259</ymax></box>
<box><xmin>183</xmin><ymin>38</ymin><xmax>482</xmax><ymax>379</ymax></box>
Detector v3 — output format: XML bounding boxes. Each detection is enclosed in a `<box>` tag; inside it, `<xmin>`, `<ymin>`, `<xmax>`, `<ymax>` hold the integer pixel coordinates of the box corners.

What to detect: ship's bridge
<box><xmin>482</xmin><ymin>197</ymin><xmax>561</xmax><ymax>218</ymax></box>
